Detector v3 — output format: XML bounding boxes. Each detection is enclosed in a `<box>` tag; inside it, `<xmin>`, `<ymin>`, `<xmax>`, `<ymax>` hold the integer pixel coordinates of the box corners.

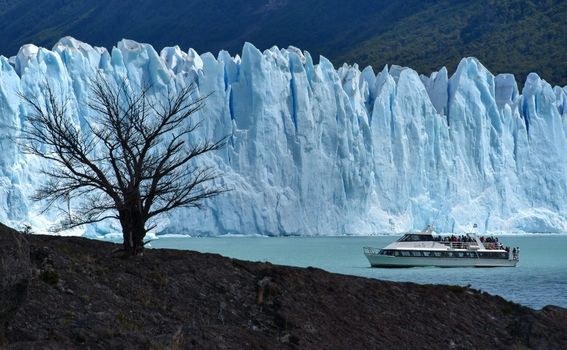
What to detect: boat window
<box><xmin>417</xmin><ymin>235</ymin><xmax>434</xmax><ymax>241</ymax></box>
<box><xmin>434</xmin><ymin>252</ymin><xmax>442</xmax><ymax>257</ymax></box>
<box><xmin>481</xmin><ymin>252</ymin><xmax>508</xmax><ymax>259</ymax></box>
<box><xmin>397</xmin><ymin>234</ymin><xmax>434</xmax><ymax>242</ymax></box>
<box><xmin>401</xmin><ymin>251</ymin><xmax>411</xmax><ymax>257</ymax></box>
<box><xmin>412</xmin><ymin>251</ymin><xmax>422</xmax><ymax>257</ymax></box>
<box><xmin>422</xmin><ymin>251</ymin><xmax>431</xmax><ymax>257</ymax></box>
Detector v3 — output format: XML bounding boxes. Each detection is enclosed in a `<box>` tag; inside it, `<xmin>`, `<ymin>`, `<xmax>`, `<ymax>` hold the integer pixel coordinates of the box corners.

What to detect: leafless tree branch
<box><xmin>19</xmin><ymin>76</ymin><xmax>228</xmax><ymax>255</ymax></box>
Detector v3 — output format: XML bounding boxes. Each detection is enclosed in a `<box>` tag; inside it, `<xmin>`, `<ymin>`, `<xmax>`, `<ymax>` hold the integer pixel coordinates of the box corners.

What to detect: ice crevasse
<box><xmin>1</xmin><ymin>36</ymin><xmax>567</xmax><ymax>237</ymax></box>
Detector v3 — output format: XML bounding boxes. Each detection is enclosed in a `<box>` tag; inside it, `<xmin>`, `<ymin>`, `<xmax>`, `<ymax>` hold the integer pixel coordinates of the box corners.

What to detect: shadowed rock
<box><xmin>0</xmin><ymin>223</ymin><xmax>31</xmax><ymax>343</ymax></box>
<box><xmin>1</xmin><ymin>227</ymin><xmax>567</xmax><ymax>349</ymax></box>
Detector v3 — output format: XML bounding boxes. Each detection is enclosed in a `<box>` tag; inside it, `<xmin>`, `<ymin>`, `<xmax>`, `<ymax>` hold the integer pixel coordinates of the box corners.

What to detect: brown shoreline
<box><xmin>2</xmin><ymin>223</ymin><xmax>566</xmax><ymax>349</ymax></box>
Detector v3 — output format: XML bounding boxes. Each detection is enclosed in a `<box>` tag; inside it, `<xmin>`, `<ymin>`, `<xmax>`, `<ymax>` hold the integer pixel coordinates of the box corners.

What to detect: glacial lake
<box><xmin>150</xmin><ymin>235</ymin><xmax>567</xmax><ymax>310</ymax></box>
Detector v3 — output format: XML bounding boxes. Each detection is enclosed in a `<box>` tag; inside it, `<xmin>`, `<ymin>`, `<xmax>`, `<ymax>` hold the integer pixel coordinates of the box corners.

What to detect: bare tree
<box><xmin>19</xmin><ymin>77</ymin><xmax>227</xmax><ymax>255</ymax></box>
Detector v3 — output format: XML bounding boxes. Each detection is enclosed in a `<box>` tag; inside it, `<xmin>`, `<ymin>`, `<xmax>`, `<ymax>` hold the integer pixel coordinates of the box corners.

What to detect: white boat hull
<box><xmin>364</xmin><ymin>253</ymin><xmax>518</xmax><ymax>268</ymax></box>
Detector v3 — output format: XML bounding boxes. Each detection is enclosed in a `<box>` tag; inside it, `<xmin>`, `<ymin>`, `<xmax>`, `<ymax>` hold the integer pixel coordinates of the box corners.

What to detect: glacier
<box><xmin>1</xmin><ymin>36</ymin><xmax>567</xmax><ymax>237</ymax></box>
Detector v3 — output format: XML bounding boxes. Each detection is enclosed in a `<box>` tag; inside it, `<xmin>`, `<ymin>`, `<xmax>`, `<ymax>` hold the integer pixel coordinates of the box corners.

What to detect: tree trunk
<box><xmin>119</xmin><ymin>211</ymin><xmax>146</xmax><ymax>256</ymax></box>
<box><xmin>131</xmin><ymin>209</ymin><xmax>146</xmax><ymax>255</ymax></box>
<box><xmin>119</xmin><ymin>191</ymin><xmax>146</xmax><ymax>256</ymax></box>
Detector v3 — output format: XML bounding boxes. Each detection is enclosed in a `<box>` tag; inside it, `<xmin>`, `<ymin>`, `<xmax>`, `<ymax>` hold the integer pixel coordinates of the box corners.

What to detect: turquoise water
<box><xmin>150</xmin><ymin>235</ymin><xmax>567</xmax><ymax>309</ymax></box>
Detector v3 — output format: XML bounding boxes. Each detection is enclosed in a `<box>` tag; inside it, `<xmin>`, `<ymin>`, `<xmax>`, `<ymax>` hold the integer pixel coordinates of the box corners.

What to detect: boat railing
<box><xmin>481</xmin><ymin>242</ymin><xmax>502</xmax><ymax>250</ymax></box>
<box><xmin>439</xmin><ymin>241</ymin><xmax>503</xmax><ymax>250</ymax></box>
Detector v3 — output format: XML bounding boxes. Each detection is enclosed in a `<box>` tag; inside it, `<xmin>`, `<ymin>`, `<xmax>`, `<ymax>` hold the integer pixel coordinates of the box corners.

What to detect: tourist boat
<box><xmin>363</xmin><ymin>225</ymin><xmax>520</xmax><ymax>268</ymax></box>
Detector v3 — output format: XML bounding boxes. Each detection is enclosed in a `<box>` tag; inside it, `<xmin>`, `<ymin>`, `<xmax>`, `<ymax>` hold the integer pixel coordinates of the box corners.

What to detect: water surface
<box><xmin>150</xmin><ymin>235</ymin><xmax>567</xmax><ymax>309</ymax></box>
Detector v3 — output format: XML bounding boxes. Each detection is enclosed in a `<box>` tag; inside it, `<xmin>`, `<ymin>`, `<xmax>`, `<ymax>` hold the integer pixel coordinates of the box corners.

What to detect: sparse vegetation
<box><xmin>20</xmin><ymin>224</ymin><xmax>32</xmax><ymax>235</ymax></box>
<box><xmin>447</xmin><ymin>284</ymin><xmax>467</xmax><ymax>293</ymax></box>
<box><xmin>40</xmin><ymin>270</ymin><xmax>60</xmax><ymax>285</ymax></box>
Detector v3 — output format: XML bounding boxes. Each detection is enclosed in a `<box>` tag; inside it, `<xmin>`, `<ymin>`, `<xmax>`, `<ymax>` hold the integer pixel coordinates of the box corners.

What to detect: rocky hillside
<box><xmin>1</xmin><ymin>223</ymin><xmax>567</xmax><ymax>349</ymax></box>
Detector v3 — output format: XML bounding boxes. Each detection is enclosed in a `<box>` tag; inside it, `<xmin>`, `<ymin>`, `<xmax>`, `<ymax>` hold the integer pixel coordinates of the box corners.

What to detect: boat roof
<box><xmin>404</xmin><ymin>224</ymin><xmax>480</xmax><ymax>236</ymax></box>
<box><xmin>403</xmin><ymin>225</ymin><xmax>436</xmax><ymax>235</ymax></box>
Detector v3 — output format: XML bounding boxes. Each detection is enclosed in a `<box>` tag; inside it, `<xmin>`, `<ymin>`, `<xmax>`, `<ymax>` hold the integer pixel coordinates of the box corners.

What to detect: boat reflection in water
<box><xmin>364</xmin><ymin>225</ymin><xmax>520</xmax><ymax>268</ymax></box>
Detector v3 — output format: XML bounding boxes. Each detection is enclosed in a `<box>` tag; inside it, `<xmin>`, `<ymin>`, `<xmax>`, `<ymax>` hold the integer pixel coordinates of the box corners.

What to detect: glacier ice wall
<box><xmin>1</xmin><ymin>36</ymin><xmax>567</xmax><ymax>236</ymax></box>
